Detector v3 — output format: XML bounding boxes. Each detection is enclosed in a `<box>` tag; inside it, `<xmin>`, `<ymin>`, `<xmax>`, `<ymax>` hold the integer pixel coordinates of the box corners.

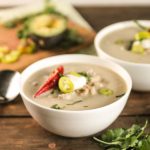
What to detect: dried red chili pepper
<box><xmin>34</xmin><ymin>66</ymin><xmax>64</xmax><ymax>98</ymax></box>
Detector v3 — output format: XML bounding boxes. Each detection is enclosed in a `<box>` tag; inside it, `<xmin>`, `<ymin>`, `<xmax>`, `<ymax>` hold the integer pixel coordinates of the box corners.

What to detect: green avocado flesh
<box><xmin>29</xmin><ymin>14</ymin><xmax>67</xmax><ymax>37</ymax></box>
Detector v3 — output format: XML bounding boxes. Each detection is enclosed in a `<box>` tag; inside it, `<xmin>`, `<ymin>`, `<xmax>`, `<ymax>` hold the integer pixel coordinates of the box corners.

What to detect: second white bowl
<box><xmin>95</xmin><ymin>20</ymin><xmax>150</xmax><ymax>91</ymax></box>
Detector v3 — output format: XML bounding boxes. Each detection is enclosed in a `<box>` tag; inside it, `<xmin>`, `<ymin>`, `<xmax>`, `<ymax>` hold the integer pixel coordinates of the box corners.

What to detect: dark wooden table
<box><xmin>0</xmin><ymin>7</ymin><xmax>150</xmax><ymax>150</ymax></box>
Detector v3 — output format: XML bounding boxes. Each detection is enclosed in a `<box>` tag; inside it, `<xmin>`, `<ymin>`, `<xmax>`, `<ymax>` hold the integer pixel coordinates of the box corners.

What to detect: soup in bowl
<box><xmin>20</xmin><ymin>54</ymin><xmax>132</xmax><ymax>137</ymax></box>
<box><xmin>95</xmin><ymin>20</ymin><xmax>150</xmax><ymax>91</ymax></box>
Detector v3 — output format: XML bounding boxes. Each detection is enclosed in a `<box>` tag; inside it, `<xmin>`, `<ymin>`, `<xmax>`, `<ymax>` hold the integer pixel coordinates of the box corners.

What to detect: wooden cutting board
<box><xmin>0</xmin><ymin>21</ymin><xmax>95</xmax><ymax>71</ymax></box>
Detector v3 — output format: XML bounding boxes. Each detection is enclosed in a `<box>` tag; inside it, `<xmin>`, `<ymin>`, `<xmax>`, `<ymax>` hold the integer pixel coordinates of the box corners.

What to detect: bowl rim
<box><xmin>20</xmin><ymin>54</ymin><xmax>132</xmax><ymax>114</ymax></box>
<box><xmin>95</xmin><ymin>20</ymin><xmax>150</xmax><ymax>67</ymax></box>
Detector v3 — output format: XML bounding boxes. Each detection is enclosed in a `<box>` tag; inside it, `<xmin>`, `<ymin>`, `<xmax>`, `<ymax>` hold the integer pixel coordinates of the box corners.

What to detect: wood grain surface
<box><xmin>0</xmin><ymin>6</ymin><xmax>150</xmax><ymax>150</ymax></box>
<box><xmin>0</xmin><ymin>117</ymin><xmax>149</xmax><ymax>150</ymax></box>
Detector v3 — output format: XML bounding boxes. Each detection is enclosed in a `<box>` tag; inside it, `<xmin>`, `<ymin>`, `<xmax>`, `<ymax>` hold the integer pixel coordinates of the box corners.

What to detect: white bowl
<box><xmin>20</xmin><ymin>54</ymin><xmax>132</xmax><ymax>137</ymax></box>
<box><xmin>95</xmin><ymin>20</ymin><xmax>150</xmax><ymax>91</ymax></box>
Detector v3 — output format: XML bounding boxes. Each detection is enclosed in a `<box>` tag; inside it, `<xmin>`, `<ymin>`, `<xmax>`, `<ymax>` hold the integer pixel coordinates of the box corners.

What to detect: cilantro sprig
<box><xmin>93</xmin><ymin>120</ymin><xmax>150</xmax><ymax>150</ymax></box>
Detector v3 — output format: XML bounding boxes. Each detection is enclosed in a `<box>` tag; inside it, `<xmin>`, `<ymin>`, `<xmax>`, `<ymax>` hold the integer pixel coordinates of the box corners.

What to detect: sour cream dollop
<box><xmin>67</xmin><ymin>74</ymin><xmax>87</xmax><ymax>90</ymax></box>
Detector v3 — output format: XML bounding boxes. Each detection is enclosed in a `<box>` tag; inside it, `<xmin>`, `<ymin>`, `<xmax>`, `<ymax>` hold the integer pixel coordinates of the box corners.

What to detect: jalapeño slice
<box><xmin>58</xmin><ymin>76</ymin><xmax>74</xmax><ymax>93</ymax></box>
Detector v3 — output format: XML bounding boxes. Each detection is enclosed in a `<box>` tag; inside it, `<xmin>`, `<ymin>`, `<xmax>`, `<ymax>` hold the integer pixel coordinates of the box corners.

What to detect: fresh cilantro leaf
<box><xmin>93</xmin><ymin>120</ymin><xmax>149</xmax><ymax>150</ymax></box>
<box><xmin>101</xmin><ymin>128</ymin><xmax>125</xmax><ymax>142</ymax></box>
<box><xmin>137</xmin><ymin>135</ymin><xmax>150</xmax><ymax>150</ymax></box>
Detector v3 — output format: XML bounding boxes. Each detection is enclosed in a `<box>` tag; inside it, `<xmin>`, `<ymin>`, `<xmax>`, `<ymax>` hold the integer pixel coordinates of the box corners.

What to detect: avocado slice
<box><xmin>28</xmin><ymin>14</ymin><xmax>67</xmax><ymax>49</ymax></box>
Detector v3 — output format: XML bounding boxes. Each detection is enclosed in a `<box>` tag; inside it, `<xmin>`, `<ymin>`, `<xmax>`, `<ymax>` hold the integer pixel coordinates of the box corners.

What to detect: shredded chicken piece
<box><xmin>58</xmin><ymin>92</ymin><xmax>76</xmax><ymax>100</ymax></box>
<box><xmin>32</xmin><ymin>81</ymin><xmax>39</xmax><ymax>87</ymax></box>
<box><xmin>94</xmin><ymin>82</ymin><xmax>105</xmax><ymax>89</ymax></box>
<box><xmin>101</xmin><ymin>79</ymin><xmax>109</xmax><ymax>85</ymax></box>
<box><xmin>43</xmin><ymin>75</ymin><xmax>49</xmax><ymax>80</ymax></box>
<box><xmin>76</xmin><ymin>86</ymin><xmax>90</xmax><ymax>96</ymax></box>
<box><xmin>90</xmin><ymin>75</ymin><xmax>102</xmax><ymax>83</ymax></box>
<box><xmin>85</xmin><ymin>84</ymin><xmax>91</xmax><ymax>90</ymax></box>
<box><xmin>90</xmin><ymin>87</ymin><xmax>97</xmax><ymax>95</ymax></box>
<box><xmin>79</xmin><ymin>88</ymin><xmax>90</xmax><ymax>96</ymax></box>
<box><xmin>87</xmin><ymin>69</ymin><xmax>96</xmax><ymax>76</ymax></box>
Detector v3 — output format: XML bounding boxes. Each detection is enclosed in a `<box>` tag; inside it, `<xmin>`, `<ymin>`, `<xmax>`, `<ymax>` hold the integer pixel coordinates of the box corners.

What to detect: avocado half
<box><xmin>28</xmin><ymin>14</ymin><xmax>67</xmax><ymax>49</ymax></box>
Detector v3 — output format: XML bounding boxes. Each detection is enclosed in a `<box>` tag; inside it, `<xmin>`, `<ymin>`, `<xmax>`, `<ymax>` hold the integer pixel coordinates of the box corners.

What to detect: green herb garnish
<box><xmin>115</xmin><ymin>39</ymin><xmax>134</xmax><ymax>51</ymax></box>
<box><xmin>51</xmin><ymin>104</ymin><xmax>63</xmax><ymax>109</ymax></box>
<box><xmin>83</xmin><ymin>106</ymin><xmax>88</xmax><ymax>108</ymax></box>
<box><xmin>127</xmin><ymin>40</ymin><xmax>134</xmax><ymax>51</ymax></box>
<box><xmin>67</xmin><ymin>100</ymin><xmax>83</xmax><ymax>105</ymax></box>
<box><xmin>93</xmin><ymin>120</ymin><xmax>150</xmax><ymax>150</ymax></box>
<box><xmin>59</xmin><ymin>29</ymin><xmax>83</xmax><ymax>49</ymax></box>
<box><xmin>134</xmin><ymin>20</ymin><xmax>148</xmax><ymax>31</ymax></box>
<box><xmin>4</xmin><ymin>21</ymin><xmax>18</xmax><ymax>28</ymax></box>
<box><xmin>51</xmin><ymin>88</ymin><xmax>60</xmax><ymax>96</ymax></box>
<box><xmin>115</xmin><ymin>39</ymin><xmax>125</xmax><ymax>45</ymax></box>
<box><xmin>116</xmin><ymin>93</ymin><xmax>125</xmax><ymax>98</ymax></box>
<box><xmin>17</xmin><ymin>28</ymin><xmax>30</xmax><ymax>39</ymax></box>
<box><xmin>78</xmin><ymin>72</ymin><xmax>91</xmax><ymax>82</ymax></box>
<box><xmin>58</xmin><ymin>73</ymin><xmax>64</xmax><ymax>77</ymax></box>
